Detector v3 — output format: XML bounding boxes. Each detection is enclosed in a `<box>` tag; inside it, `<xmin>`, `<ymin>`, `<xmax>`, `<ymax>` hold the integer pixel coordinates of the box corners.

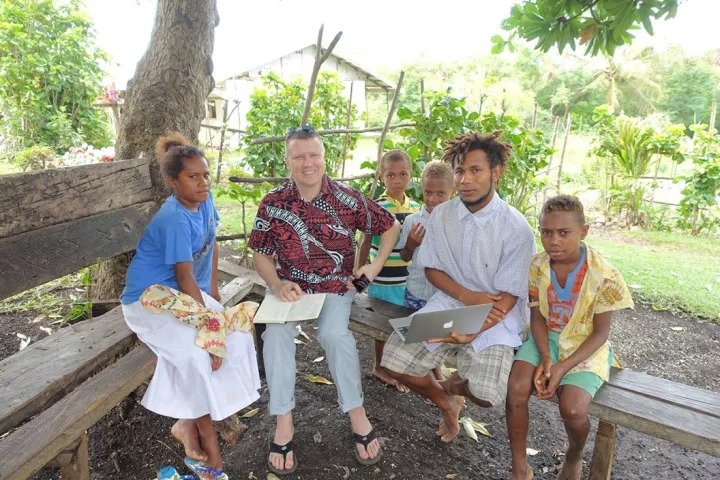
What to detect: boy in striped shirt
<box><xmin>358</xmin><ymin>149</ymin><xmax>419</xmax><ymax>391</ymax></box>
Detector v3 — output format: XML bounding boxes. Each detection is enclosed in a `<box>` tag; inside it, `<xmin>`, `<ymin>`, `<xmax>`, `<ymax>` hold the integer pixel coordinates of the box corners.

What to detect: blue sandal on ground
<box><xmin>157</xmin><ymin>466</ymin><xmax>194</xmax><ymax>480</ymax></box>
<box><xmin>184</xmin><ymin>457</ymin><xmax>229</xmax><ymax>480</ymax></box>
<box><xmin>353</xmin><ymin>429</ymin><xmax>383</xmax><ymax>466</ymax></box>
<box><xmin>267</xmin><ymin>439</ymin><xmax>298</xmax><ymax>476</ymax></box>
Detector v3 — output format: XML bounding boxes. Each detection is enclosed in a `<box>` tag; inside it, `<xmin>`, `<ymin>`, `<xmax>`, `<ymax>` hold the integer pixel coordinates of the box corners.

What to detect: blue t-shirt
<box><xmin>120</xmin><ymin>193</ymin><xmax>220</xmax><ymax>304</ymax></box>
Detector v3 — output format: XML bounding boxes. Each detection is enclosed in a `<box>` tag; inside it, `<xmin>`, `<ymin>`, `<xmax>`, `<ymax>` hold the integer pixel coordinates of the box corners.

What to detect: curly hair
<box><xmin>441</xmin><ymin>131</ymin><xmax>512</xmax><ymax>169</ymax></box>
<box><xmin>421</xmin><ymin>160</ymin><xmax>454</xmax><ymax>185</ymax></box>
<box><xmin>380</xmin><ymin>149</ymin><xmax>412</xmax><ymax>172</ymax></box>
<box><xmin>541</xmin><ymin>194</ymin><xmax>586</xmax><ymax>225</ymax></box>
<box><xmin>155</xmin><ymin>133</ymin><xmax>204</xmax><ymax>179</ymax></box>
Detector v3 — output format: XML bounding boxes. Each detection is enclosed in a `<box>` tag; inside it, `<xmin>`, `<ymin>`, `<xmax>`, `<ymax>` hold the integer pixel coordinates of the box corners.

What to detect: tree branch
<box><xmin>369</xmin><ymin>71</ymin><xmax>405</xmax><ymax>200</ymax></box>
<box><xmin>228</xmin><ymin>172</ymin><xmax>374</xmax><ymax>184</ymax></box>
<box><xmin>301</xmin><ymin>25</ymin><xmax>343</xmax><ymax>125</ymax></box>
<box><xmin>249</xmin><ymin>123</ymin><xmax>414</xmax><ymax>145</ymax></box>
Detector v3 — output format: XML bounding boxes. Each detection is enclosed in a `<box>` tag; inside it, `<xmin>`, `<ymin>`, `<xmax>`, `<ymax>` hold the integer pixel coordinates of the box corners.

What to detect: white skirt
<box><xmin>122</xmin><ymin>292</ymin><xmax>261</xmax><ymax>421</ymax></box>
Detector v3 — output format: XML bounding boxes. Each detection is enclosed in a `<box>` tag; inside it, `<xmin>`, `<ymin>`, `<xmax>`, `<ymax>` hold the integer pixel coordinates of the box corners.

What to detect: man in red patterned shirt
<box><xmin>248</xmin><ymin>126</ymin><xmax>399</xmax><ymax>474</ymax></box>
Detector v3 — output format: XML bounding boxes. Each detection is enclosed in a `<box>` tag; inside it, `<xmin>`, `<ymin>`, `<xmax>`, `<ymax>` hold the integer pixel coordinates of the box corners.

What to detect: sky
<box><xmin>86</xmin><ymin>0</ymin><xmax>720</xmax><ymax>88</ymax></box>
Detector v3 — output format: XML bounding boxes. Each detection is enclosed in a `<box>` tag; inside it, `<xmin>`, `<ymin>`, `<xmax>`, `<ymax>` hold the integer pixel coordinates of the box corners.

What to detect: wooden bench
<box><xmin>218</xmin><ymin>260</ymin><xmax>720</xmax><ymax>479</ymax></box>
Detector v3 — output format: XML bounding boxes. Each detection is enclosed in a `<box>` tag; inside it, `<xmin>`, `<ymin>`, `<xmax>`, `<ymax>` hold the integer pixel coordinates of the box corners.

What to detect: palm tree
<box><xmin>581</xmin><ymin>47</ymin><xmax>661</xmax><ymax>114</ymax></box>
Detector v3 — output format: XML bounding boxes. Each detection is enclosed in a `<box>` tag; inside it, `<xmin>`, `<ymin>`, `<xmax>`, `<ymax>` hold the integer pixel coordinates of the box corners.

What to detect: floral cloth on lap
<box><xmin>140</xmin><ymin>284</ymin><xmax>257</xmax><ymax>358</ymax></box>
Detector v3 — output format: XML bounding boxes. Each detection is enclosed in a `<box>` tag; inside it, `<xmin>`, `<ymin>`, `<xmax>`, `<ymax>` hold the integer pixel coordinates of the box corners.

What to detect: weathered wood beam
<box><xmin>0</xmin><ymin>159</ymin><xmax>151</xmax><ymax>238</ymax></box>
<box><xmin>0</xmin><ymin>202</ymin><xmax>158</xmax><ymax>301</ymax></box>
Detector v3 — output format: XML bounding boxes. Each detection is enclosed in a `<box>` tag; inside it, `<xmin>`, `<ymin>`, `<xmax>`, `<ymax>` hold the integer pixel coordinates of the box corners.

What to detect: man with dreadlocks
<box><xmin>381</xmin><ymin>131</ymin><xmax>536</xmax><ymax>442</ymax></box>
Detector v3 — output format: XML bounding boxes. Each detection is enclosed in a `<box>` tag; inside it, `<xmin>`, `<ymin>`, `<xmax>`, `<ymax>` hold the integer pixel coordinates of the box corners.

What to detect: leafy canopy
<box><xmin>494</xmin><ymin>0</ymin><xmax>680</xmax><ymax>56</ymax></box>
<box><xmin>243</xmin><ymin>71</ymin><xmax>358</xmax><ymax>177</ymax></box>
<box><xmin>0</xmin><ymin>0</ymin><xmax>112</xmax><ymax>153</ymax></box>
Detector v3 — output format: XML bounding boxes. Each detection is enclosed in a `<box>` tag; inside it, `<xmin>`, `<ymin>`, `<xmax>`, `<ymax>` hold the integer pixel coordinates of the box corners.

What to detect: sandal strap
<box><xmin>352</xmin><ymin>429</ymin><xmax>377</xmax><ymax>448</ymax></box>
<box><xmin>269</xmin><ymin>440</ymin><xmax>295</xmax><ymax>458</ymax></box>
<box><xmin>196</xmin><ymin>465</ymin><xmax>225</xmax><ymax>478</ymax></box>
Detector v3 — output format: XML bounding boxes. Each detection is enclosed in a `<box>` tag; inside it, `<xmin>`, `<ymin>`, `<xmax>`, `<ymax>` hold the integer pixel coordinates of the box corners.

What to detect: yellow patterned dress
<box><xmin>122</xmin><ymin>287</ymin><xmax>261</xmax><ymax>421</ymax></box>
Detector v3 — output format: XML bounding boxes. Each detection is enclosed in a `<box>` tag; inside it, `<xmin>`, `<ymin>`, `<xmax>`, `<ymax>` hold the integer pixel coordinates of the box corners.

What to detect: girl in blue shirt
<box><xmin>121</xmin><ymin>134</ymin><xmax>260</xmax><ymax>480</ymax></box>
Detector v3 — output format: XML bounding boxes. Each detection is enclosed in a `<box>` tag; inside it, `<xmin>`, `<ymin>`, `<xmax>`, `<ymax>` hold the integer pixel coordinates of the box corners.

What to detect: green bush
<box><xmin>13</xmin><ymin>146</ymin><xmax>55</xmax><ymax>171</ymax></box>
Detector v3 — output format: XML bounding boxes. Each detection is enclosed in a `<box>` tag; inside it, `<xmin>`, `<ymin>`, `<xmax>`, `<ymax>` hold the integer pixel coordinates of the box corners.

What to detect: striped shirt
<box><xmin>369</xmin><ymin>193</ymin><xmax>420</xmax><ymax>287</ymax></box>
<box><xmin>414</xmin><ymin>195</ymin><xmax>536</xmax><ymax>353</ymax></box>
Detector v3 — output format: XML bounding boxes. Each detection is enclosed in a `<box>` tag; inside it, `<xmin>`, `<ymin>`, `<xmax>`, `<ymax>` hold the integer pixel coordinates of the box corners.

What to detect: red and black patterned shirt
<box><xmin>248</xmin><ymin>175</ymin><xmax>396</xmax><ymax>294</ymax></box>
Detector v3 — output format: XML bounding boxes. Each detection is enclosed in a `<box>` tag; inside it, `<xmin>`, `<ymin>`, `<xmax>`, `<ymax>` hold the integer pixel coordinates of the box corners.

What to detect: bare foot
<box><xmin>171</xmin><ymin>419</ymin><xmax>207</xmax><ymax>461</ymax></box>
<box><xmin>269</xmin><ymin>413</ymin><xmax>294</xmax><ymax>472</ymax></box>
<box><xmin>509</xmin><ymin>463</ymin><xmax>534</xmax><ymax>480</ymax></box>
<box><xmin>373</xmin><ymin>365</ymin><xmax>409</xmax><ymax>393</ymax></box>
<box><xmin>556</xmin><ymin>457</ymin><xmax>583</xmax><ymax>480</ymax></box>
<box><xmin>436</xmin><ymin>394</ymin><xmax>464</xmax><ymax>442</ymax></box>
<box><xmin>349</xmin><ymin>407</ymin><xmax>381</xmax><ymax>461</ymax></box>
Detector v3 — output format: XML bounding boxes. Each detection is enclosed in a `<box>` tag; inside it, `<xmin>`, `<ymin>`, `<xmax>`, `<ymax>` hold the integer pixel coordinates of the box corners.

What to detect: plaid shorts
<box><xmin>381</xmin><ymin>332</ymin><xmax>514</xmax><ymax>407</ymax></box>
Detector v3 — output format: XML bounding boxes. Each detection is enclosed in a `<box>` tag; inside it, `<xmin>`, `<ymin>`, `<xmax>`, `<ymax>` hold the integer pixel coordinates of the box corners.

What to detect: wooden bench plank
<box><xmin>0</xmin><ymin>158</ymin><xmax>151</xmax><ymax>238</ymax></box>
<box><xmin>606</xmin><ymin>367</ymin><xmax>720</xmax><ymax>419</ymax></box>
<box><xmin>590</xmin><ymin>383</ymin><xmax>720</xmax><ymax>457</ymax></box>
<box><xmin>217</xmin><ymin>258</ymin><xmax>266</xmax><ymax>296</ymax></box>
<box><xmin>0</xmin><ymin>344</ymin><xmax>157</xmax><ymax>480</ymax></box>
<box><xmin>0</xmin><ymin>307</ymin><xmax>135</xmax><ymax>435</ymax></box>
<box><xmin>0</xmin><ymin>201</ymin><xmax>158</xmax><ymax>300</ymax></box>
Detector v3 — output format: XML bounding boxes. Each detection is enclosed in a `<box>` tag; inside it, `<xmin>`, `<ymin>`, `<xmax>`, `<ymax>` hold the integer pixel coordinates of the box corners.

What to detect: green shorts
<box><xmin>514</xmin><ymin>331</ymin><xmax>611</xmax><ymax>398</ymax></box>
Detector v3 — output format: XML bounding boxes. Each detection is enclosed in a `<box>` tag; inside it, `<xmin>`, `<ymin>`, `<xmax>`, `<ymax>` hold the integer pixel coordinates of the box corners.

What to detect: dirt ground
<box><xmin>1</xmin><ymin>261</ymin><xmax>719</xmax><ymax>479</ymax></box>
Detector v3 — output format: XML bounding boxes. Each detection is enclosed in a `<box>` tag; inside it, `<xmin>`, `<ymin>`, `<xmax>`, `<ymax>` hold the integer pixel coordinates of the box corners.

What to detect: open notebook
<box><xmin>253</xmin><ymin>293</ymin><xmax>327</xmax><ymax>324</ymax></box>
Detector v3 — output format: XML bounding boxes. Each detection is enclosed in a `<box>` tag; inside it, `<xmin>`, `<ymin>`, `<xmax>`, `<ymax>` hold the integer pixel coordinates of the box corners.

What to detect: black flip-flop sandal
<box><xmin>267</xmin><ymin>439</ymin><xmax>297</xmax><ymax>476</ymax></box>
<box><xmin>353</xmin><ymin>429</ymin><xmax>383</xmax><ymax>466</ymax></box>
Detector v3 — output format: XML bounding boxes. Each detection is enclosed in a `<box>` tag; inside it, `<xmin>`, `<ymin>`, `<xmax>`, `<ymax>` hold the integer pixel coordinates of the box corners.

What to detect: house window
<box><xmin>207</xmin><ymin>100</ymin><xmax>217</xmax><ymax>119</ymax></box>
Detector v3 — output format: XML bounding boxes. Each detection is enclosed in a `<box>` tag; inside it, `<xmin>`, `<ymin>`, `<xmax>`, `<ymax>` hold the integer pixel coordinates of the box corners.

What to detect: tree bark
<box><xmin>94</xmin><ymin>0</ymin><xmax>220</xmax><ymax>299</ymax></box>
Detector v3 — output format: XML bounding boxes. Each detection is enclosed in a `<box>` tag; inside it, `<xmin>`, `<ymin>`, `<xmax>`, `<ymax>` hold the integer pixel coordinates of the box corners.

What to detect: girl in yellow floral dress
<box><xmin>505</xmin><ymin>195</ymin><xmax>633</xmax><ymax>480</ymax></box>
<box><xmin>121</xmin><ymin>134</ymin><xmax>260</xmax><ymax>480</ymax></box>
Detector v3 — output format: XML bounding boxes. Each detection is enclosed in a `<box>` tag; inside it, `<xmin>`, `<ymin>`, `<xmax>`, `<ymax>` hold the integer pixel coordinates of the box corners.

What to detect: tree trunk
<box><xmin>94</xmin><ymin>0</ymin><xmax>219</xmax><ymax>299</ymax></box>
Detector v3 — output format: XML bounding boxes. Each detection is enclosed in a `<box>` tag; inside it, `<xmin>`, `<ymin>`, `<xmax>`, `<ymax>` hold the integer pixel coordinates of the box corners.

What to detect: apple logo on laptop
<box><xmin>443</xmin><ymin>321</ymin><xmax>454</xmax><ymax>329</ymax></box>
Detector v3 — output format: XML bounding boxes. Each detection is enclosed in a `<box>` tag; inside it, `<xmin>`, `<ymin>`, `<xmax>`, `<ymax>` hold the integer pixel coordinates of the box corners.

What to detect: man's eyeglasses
<box><xmin>286</xmin><ymin>125</ymin><xmax>316</xmax><ymax>136</ymax></box>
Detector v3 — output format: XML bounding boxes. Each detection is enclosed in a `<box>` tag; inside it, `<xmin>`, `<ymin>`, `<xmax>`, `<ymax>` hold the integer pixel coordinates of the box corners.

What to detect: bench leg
<box><xmin>46</xmin><ymin>433</ymin><xmax>90</xmax><ymax>480</ymax></box>
<box><xmin>589</xmin><ymin>420</ymin><xmax>616</xmax><ymax>480</ymax></box>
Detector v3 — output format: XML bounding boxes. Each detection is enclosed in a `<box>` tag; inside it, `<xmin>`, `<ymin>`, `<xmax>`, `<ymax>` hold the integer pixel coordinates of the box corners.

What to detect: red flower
<box><xmin>208</xmin><ymin>318</ymin><xmax>221</xmax><ymax>332</ymax></box>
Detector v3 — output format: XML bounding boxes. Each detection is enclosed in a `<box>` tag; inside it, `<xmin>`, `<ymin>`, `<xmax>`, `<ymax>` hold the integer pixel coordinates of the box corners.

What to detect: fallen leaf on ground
<box><xmin>526</xmin><ymin>448</ymin><xmax>540</xmax><ymax>456</ymax></box>
<box><xmin>39</xmin><ymin>326</ymin><xmax>52</xmax><ymax>335</ymax></box>
<box><xmin>307</xmin><ymin>374</ymin><xmax>334</xmax><ymax>385</ymax></box>
<box><xmin>446</xmin><ymin>474</ymin><xmax>458</xmax><ymax>479</ymax></box>
<box><xmin>240</xmin><ymin>407</ymin><xmax>260</xmax><ymax>418</ymax></box>
<box><xmin>31</xmin><ymin>315</ymin><xmax>46</xmax><ymax>324</ymax></box>
<box><xmin>651</xmin><ymin>305</ymin><xmax>663</xmax><ymax>311</ymax></box>
<box><xmin>441</xmin><ymin>365</ymin><xmax>457</xmax><ymax>379</ymax></box>
<box><xmin>294</xmin><ymin>338</ymin><xmax>306</xmax><ymax>345</ymax></box>
<box><xmin>670</xmin><ymin>327</ymin><xmax>685</xmax><ymax>332</ymax></box>
<box><xmin>16</xmin><ymin>333</ymin><xmax>30</xmax><ymax>351</ymax></box>
<box><xmin>296</xmin><ymin>325</ymin><xmax>312</xmax><ymax>342</ymax></box>
<box><xmin>312</xmin><ymin>356</ymin><xmax>325</xmax><ymax>363</ymax></box>
<box><xmin>267</xmin><ymin>474</ymin><xmax>280</xmax><ymax>480</ymax></box>
<box><xmin>314</xmin><ymin>432</ymin><xmax>322</xmax><ymax>443</ymax></box>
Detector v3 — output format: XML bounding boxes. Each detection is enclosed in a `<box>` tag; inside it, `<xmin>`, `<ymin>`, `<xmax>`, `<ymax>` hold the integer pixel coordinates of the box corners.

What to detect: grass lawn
<box><xmin>585</xmin><ymin>231</ymin><xmax>720</xmax><ymax>321</ymax></box>
<box><xmin>0</xmin><ymin>161</ymin><xmax>19</xmax><ymax>176</ymax></box>
<box><xmin>213</xmin><ymin>187</ymin><xmax>258</xmax><ymax>237</ymax></box>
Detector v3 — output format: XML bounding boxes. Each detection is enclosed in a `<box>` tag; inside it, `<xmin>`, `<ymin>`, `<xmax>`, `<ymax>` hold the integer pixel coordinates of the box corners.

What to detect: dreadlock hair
<box><xmin>155</xmin><ymin>133</ymin><xmax>204</xmax><ymax>180</ymax></box>
<box><xmin>541</xmin><ymin>194</ymin><xmax>586</xmax><ymax>225</ymax></box>
<box><xmin>380</xmin><ymin>149</ymin><xmax>412</xmax><ymax>172</ymax></box>
<box><xmin>441</xmin><ymin>131</ymin><xmax>512</xmax><ymax>169</ymax></box>
<box><xmin>421</xmin><ymin>160</ymin><xmax>454</xmax><ymax>185</ymax></box>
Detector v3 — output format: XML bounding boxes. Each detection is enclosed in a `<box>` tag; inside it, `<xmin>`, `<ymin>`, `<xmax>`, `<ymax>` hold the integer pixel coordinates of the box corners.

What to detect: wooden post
<box><xmin>215</xmin><ymin>99</ymin><xmax>229</xmax><ymax>183</ymax></box>
<box><xmin>556</xmin><ymin>115</ymin><xmax>572</xmax><ymax>193</ymax></box>
<box><xmin>341</xmin><ymin>82</ymin><xmax>354</xmax><ymax>177</ymax></box>
<box><xmin>46</xmin><ymin>433</ymin><xmax>90</xmax><ymax>480</ymax></box>
<box><xmin>111</xmin><ymin>104</ymin><xmax>121</xmax><ymax>136</ymax></box>
<box><xmin>365</xmin><ymin>87</ymin><xmax>370</xmax><ymax>127</ymax></box>
<box><xmin>369</xmin><ymin>71</ymin><xmax>405</xmax><ymax>200</ymax></box>
<box><xmin>710</xmin><ymin>99</ymin><xmax>717</xmax><ymax>132</ymax></box>
<box><xmin>421</xmin><ymin>78</ymin><xmax>430</xmax><ymax>161</ymax></box>
<box><xmin>531</xmin><ymin>102</ymin><xmax>537</xmax><ymax>129</ymax></box>
<box><xmin>589</xmin><ymin>420</ymin><xmax>617</xmax><ymax>480</ymax></box>
<box><xmin>301</xmin><ymin>25</ymin><xmax>342</xmax><ymax>125</ymax></box>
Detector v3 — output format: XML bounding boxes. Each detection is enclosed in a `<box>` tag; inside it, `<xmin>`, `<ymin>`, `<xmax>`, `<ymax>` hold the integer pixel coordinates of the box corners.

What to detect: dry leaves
<box><xmin>461</xmin><ymin>416</ymin><xmax>492</xmax><ymax>441</ymax></box>
<box><xmin>240</xmin><ymin>407</ymin><xmax>260</xmax><ymax>418</ymax></box>
<box><xmin>39</xmin><ymin>326</ymin><xmax>52</xmax><ymax>335</ymax></box>
<box><xmin>296</xmin><ymin>325</ymin><xmax>312</xmax><ymax>342</ymax></box>
<box><xmin>446</xmin><ymin>474</ymin><xmax>458</xmax><ymax>479</ymax></box>
<box><xmin>526</xmin><ymin>448</ymin><xmax>540</xmax><ymax>456</ymax></box>
<box><xmin>267</xmin><ymin>473</ymin><xmax>281</xmax><ymax>480</ymax></box>
<box><xmin>312</xmin><ymin>356</ymin><xmax>325</xmax><ymax>363</ymax></box>
<box><xmin>313</xmin><ymin>431</ymin><xmax>322</xmax><ymax>443</ymax></box>
<box><xmin>293</xmin><ymin>338</ymin><xmax>306</xmax><ymax>345</ymax></box>
<box><xmin>307</xmin><ymin>374</ymin><xmax>334</xmax><ymax>385</ymax></box>
<box><xmin>17</xmin><ymin>333</ymin><xmax>30</xmax><ymax>351</ymax></box>
<box><xmin>670</xmin><ymin>326</ymin><xmax>685</xmax><ymax>332</ymax></box>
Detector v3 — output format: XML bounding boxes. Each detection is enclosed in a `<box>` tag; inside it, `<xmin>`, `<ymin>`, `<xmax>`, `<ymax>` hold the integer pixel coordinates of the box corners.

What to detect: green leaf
<box><xmin>490</xmin><ymin>43</ymin><xmax>504</xmax><ymax>55</ymax></box>
<box><xmin>490</xmin><ymin>34</ymin><xmax>504</xmax><ymax>44</ymax></box>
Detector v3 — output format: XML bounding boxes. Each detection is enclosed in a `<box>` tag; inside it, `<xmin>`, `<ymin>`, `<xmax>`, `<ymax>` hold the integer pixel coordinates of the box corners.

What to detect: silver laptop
<box><xmin>389</xmin><ymin>304</ymin><xmax>493</xmax><ymax>344</ymax></box>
